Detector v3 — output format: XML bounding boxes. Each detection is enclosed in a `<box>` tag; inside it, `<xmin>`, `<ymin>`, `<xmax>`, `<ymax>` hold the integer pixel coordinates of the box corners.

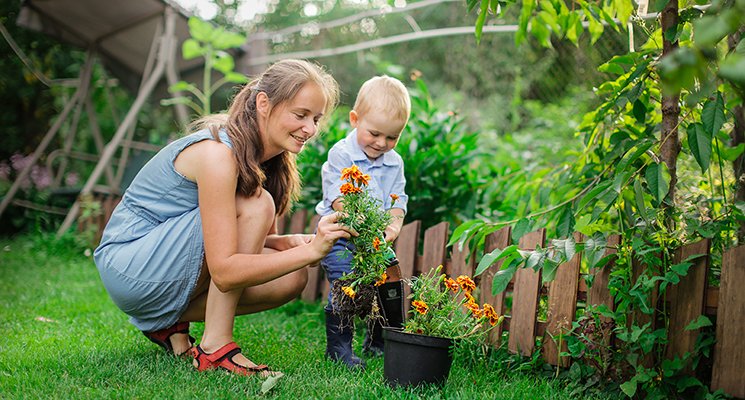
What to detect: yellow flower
<box><xmin>456</xmin><ymin>275</ymin><xmax>476</xmax><ymax>293</ymax></box>
<box><xmin>342</xmin><ymin>286</ymin><xmax>356</xmax><ymax>299</ymax></box>
<box><xmin>372</xmin><ymin>236</ymin><xmax>381</xmax><ymax>251</ymax></box>
<box><xmin>374</xmin><ymin>272</ymin><xmax>387</xmax><ymax>286</ymax></box>
<box><xmin>412</xmin><ymin>300</ymin><xmax>429</xmax><ymax>315</ymax></box>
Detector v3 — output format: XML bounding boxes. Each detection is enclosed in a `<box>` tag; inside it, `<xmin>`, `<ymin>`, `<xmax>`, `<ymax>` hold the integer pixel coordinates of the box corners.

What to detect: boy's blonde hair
<box><xmin>353</xmin><ymin>75</ymin><xmax>411</xmax><ymax>124</ymax></box>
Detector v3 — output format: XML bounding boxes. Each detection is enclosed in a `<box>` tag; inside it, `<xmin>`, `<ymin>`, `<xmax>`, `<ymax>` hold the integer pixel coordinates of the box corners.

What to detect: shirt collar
<box><xmin>346</xmin><ymin>129</ymin><xmax>400</xmax><ymax>167</ymax></box>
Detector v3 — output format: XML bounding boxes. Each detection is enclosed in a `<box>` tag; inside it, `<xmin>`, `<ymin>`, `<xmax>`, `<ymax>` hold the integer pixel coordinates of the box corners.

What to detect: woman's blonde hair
<box><xmin>192</xmin><ymin>59</ymin><xmax>339</xmax><ymax>216</ymax></box>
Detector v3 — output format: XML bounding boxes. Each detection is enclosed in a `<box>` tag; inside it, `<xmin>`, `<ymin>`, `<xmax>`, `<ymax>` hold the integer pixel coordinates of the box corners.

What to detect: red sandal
<box><xmin>142</xmin><ymin>321</ymin><xmax>195</xmax><ymax>356</ymax></box>
<box><xmin>191</xmin><ymin>342</ymin><xmax>271</xmax><ymax>377</ymax></box>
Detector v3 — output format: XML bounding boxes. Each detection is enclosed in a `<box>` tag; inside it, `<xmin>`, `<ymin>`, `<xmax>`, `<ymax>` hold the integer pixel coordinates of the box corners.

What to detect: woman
<box><xmin>94</xmin><ymin>59</ymin><xmax>351</xmax><ymax>376</ymax></box>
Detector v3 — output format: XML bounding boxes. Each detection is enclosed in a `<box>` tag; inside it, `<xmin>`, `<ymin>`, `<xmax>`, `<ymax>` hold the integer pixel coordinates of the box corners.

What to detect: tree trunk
<box><xmin>660</xmin><ymin>0</ymin><xmax>681</xmax><ymax>223</ymax></box>
<box><xmin>728</xmin><ymin>27</ymin><xmax>745</xmax><ymax>241</ymax></box>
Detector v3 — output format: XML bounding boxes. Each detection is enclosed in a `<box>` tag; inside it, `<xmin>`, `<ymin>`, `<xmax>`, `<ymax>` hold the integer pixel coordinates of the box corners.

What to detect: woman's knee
<box><xmin>236</xmin><ymin>188</ymin><xmax>275</xmax><ymax>227</ymax></box>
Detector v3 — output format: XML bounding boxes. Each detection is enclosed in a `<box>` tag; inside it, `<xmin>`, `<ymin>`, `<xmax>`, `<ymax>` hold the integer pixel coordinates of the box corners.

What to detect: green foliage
<box><xmin>162</xmin><ymin>17</ymin><xmax>247</xmax><ymax>117</ymax></box>
<box><xmin>334</xmin><ymin>164</ymin><xmax>393</xmax><ymax>288</ymax></box>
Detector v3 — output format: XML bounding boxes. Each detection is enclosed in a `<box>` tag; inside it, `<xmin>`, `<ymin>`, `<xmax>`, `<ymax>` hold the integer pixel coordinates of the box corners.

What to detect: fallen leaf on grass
<box><xmin>260</xmin><ymin>372</ymin><xmax>284</xmax><ymax>395</ymax></box>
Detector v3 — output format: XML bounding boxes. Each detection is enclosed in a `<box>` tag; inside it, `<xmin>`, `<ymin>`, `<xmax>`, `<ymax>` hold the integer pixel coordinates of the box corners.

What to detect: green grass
<box><xmin>0</xmin><ymin>233</ymin><xmax>596</xmax><ymax>399</ymax></box>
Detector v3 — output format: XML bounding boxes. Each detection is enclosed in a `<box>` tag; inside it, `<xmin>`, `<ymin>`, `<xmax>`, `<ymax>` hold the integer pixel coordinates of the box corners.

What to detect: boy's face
<box><xmin>350</xmin><ymin>110</ymin><xmax>405</xmax><ymax>161</ymax></box>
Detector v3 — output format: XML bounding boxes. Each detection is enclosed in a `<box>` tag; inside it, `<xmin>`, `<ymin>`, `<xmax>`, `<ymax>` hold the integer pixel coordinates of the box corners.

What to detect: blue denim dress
<box><xmin>94</xmin><ymin>129</ymin><xmax>231</xmax><ymax>332</ymax></box>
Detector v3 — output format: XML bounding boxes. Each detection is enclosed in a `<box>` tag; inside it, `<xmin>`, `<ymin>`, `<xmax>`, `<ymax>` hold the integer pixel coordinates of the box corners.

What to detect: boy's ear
<box><xmin>349</xmin><ymin>110</ymin><xmax>359</xmax><ymax>127</ymax></box>
<box><xmin>256</xmin><ymin>91</ymin><xmax>271</xmax><ymax>117</ymax></box>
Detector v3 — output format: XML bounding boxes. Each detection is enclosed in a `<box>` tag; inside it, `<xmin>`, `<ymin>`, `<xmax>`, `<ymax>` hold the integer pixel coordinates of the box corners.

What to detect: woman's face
<box><xmin>260</xmin><ymin>82</ymin><xmax>327</xmax><ymax>159</ymax></box>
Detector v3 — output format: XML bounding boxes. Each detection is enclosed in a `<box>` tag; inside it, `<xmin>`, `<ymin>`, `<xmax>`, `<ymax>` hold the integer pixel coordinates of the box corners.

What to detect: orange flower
<box><xmin>355</xmin><ymin>173</ymin><xmax>371</xmax><ymax>187</ymax></box>
<box><xmin>464</xmin><ymin>300</ymin><xmax>481</xmax><ymax>317</ymax></box>
<box><xmin>374</xmin><ymin>272</ymin><xmax>387</xmax><ymax>286</ymax></box>
<box><xmin>412</xmin><ymin>300</ymin><xmax>429</xmax><ymax>315</ymax></box>
<box><xmin>340</xmin><ymin>165</ymin><xmax>361</xmax><ymax>182</ymax></box>
<box><xmin>464</xmin><ymin>291</ymin><xmax>476</xmax><ymax>304</ymax></box>
<box><xmin>482</xmin><ymin>303</ymin><xmax>500</xmax><ymax>326</ymax></box>
<box><xmin>372</xmin><ymin>237</ymin><xmax>381</xmax><ymax>251</ymax></box>
<box><xmin>444</xmin><ymin>278</ymin><xmax>459</xmax><ymax>293</ymax></box>
<box><xmin>340</xmin><ymin>182</ymin><xmax>362</xmax><ymax>195</ymax></box>
<box><xmin>390</xmin><ymin>193</ymin><xmax>399</xmax><ymax>203</ymax></box>
<box><xmin>456</xmin><ymin>275</ymin><xmax>476</xmax><ymax>293</ymax></box>
<box><xmin>342</xmin><ymin>286</ymin><xmax>356</xmax><ymax>299</ymax></box>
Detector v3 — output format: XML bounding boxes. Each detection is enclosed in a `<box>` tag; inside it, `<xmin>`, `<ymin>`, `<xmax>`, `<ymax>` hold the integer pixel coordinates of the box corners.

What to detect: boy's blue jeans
<box><xmin>321</xmin><ymin>238</ymin><xmax>354</xmax><ymax>312</ymax></box>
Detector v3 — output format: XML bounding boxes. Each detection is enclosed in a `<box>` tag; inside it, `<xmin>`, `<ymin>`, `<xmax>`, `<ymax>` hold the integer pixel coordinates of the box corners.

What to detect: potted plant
<box><xmin>330</xmin><ymin>165</ymin><xmax>400</xmax><ymax>324</ymax></box>
<box><xmin>383</xmin><ymin>265</ymin><xmax>503</xmax><ymax>387</ymax></box>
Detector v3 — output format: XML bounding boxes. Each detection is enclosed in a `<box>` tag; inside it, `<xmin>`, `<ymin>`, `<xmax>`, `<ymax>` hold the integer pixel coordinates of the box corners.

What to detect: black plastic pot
<box><xmin>382</xmin><ymin>327</ymin><xmax>454</xmax><ymax>387</ymax></box>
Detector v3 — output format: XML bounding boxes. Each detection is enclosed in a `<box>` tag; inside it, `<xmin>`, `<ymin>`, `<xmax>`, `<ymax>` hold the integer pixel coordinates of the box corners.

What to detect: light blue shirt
<box><xmin>315</xmin><ymin>129</ymin><xmax>408</xmax><ymax>216</ymax></box>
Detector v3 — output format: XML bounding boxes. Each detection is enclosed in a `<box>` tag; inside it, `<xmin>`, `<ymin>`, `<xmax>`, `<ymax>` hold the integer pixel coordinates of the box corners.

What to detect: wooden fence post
<box><xmin>509</xmin><ymin>229</ymin><xmax>545</xmax><ymax>357</ymax></box>
<box><xmin>711</xmin><ymin>245</ymin><xmax>745</xmax><ymax>398</ymax></box>
<box><xmin>421</xmin><ymin>222</ymin><xmax>449</xmax><ymax>274</ymax></box>
<box><xmin>394</xmin><ymin>220</ymin><xmax>421</xmax><ymax>313</ymax></box>
<box><xmin>479</xmin><ymin>226</ymin><xmax>511</xmax><ymax>346</ymax></box>
<box><xmin>587</xmin><ymin>235</ymin><xmax>620</xmax><ymax>314</ymax></box>
<box><xmin>665</xmin><ymin>240</ymin><xmax>710</xmax><ymax>363</ymax></box>
<box><xmin>543</xmin><ymin>232</ymin><xmax>582</xmax><ymax>367</ymax></box>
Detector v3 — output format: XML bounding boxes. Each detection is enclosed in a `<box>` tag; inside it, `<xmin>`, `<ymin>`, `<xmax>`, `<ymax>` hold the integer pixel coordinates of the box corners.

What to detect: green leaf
<box><xmin>515</xmin><ymin>0</ymin><xmax>535</xmax><ymax>45</ymax></box>
<box><xmin>588</xmin><ymin>15</ymin><xmax>604</xmax><ymax>44</ymax></box>
<box><xmin>512</xmin><ymin>218</ymin><xmax>532</xmax><ymax>243</ymax></box>
<box><xmin>557</xmin><ymin>205</ymin><xmax>575</xmax><ymax>238</ymax></box>
<box><xmin>685</xmin><ymin>315</ymin><xmax>712</xmax><ymax>330</ymax></box>
<box><xmin>260</xmin><ymin>372</ymin><xmax>285</xmax><ymax>394</ymax></box>
<box><xmin>168</xmin><ymin>81</ymin><xmax>197</xmax><ymax>93</ymax></box>
<box><xmin>687</xmin><ymin>122</ymin><xmax>712</xmax><ymax>172</ymax></box>
<box><xmin>577</xmin><ymin>181</ymin><xmax>613</xmax><ymax>212</ymax></box>
<box><xmin>632</xmin><ymin>99</ymin><xmax>646</xmax><ymax>123</ymax></box>
<box><xmin>644</xmin><ymin>163</ymin><xmax>670</xmax><ymax>203</ymax></box>
<box><xmin>620</xmin><ymin>379</ymin><xmax>637</xmax><ymax>397</ymax></box>
<box><xmin>531</xmin><ymin>19</ymin><xmax>553</xmax><ymax>48</ymax></box>
<box><xmin>525</xmin><ymin>250</ymin><xmax>544</xmax><ymax>270</ymax></box>
<box><xmin>542</xmin><ymin>258</ymin><xmax>559</xmax><ymax>282</ymax></box>
<box><xmin>584</xmin><ymin>233</ymin><xmax>607</xmax><ymax>269</ymax></box>
<box><xmin>492</xmin><ymin>264</ymin><xmax>517</xmax><ymax>295</ymax></box>
<box><xmin>182</xmin><ymin>38</ymin><xmax>203</xmax><ymax>60</ymax></box>
<box><xmin>223</xmin><ymin>71</ymin><xmax>248</xmax><ymax>84</ymax></box>
<box><xmin>702</xmin><ymin>92</ymin><xmax>726</xmax><ymax>136</ymax></box>
<box><xmin>448</xmin><ymin>219</ymin><xmax>484</xmax><ymax>247</ymax></box>
<box><xmin>475</xmin><ymin>0</ymin><xmax>489</xmax><ymax>44</ymax></box>
<box><xmin>694</xmin><ymin>13</ymin><xmax>735</xmax><ymax>46</ymax></box>
<box><xmin>212</xmin><ymin>52</ymin><xmax>235</xmax><ymax>74</ymax></box>
<box><xmin>212</xmin><ymin>30</ymin><xmax>246</xmax><ymax>50</ymax></box>
<box><xmin>722</xmin><ymin>143</ymin><xmax>745</xmax><ymax>161</ymax></box>
<box><xmin>719</xmin><ymin>52</ymin><xmax>745</xmax><ymax>85</ymax></box>
<box><xmin>474</xmin><ymin>245</ymin><xmax>519</xmax><ymax>276</ymax></box>
<box><xmin>188</xmin><ymin>17</ymin><xmax>214</xmax><ymax>43</ymax></box>
<box><xmin>634</xmin><ymin>176</ymin><xmax>650</xmax><ymax>223</ymax></box>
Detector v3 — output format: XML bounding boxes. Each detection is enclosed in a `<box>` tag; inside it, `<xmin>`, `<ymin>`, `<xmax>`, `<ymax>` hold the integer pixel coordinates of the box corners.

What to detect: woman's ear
<box><xmin>256</xmin><ymin>91</ymin><xmax>271</xmax><ymax>117</ymax></box>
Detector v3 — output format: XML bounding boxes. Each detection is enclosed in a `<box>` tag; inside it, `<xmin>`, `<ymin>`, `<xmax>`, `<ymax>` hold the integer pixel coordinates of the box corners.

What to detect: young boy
<box><xmin>315</xmin><ymin>75</ymin><xmax>411</xmax><ymax>369</ymax></box>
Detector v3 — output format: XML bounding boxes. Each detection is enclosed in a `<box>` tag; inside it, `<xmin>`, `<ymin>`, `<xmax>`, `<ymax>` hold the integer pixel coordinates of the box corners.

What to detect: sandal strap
<box><xmin>204</xmin><ymin>342</ymin><xmax>241</xmax><ymax>363</ymax></box>
<box><xmin>191</xmin><ymin>342</ymin><xmax>271</xmax><ymax>376</ymax></box>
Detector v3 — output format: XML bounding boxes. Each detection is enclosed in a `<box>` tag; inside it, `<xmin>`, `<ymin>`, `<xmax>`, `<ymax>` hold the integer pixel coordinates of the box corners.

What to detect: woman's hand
<box><xmin>309</xmin><ymin>212</ymin><xmax>355</xmax><ymax>259</ymax></box>
<box><xmin>266</xmin><ymin>234</ymin><xmax>313</xmax><ymax>251</ymax></box>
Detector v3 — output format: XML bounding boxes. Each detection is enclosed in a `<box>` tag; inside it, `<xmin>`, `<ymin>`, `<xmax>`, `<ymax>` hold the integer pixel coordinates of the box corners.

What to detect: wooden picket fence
<box><xmin>277</xmin><ymin>209</ymin><xmax>745</xmax><ymax>399</ymax></box>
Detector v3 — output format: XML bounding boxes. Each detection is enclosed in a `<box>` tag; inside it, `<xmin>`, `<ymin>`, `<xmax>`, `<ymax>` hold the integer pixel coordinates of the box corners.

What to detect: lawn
<box><xmin>0</xmin><ymin>233</ymin><xmax>596</xmax><ymax>399</ymax></box>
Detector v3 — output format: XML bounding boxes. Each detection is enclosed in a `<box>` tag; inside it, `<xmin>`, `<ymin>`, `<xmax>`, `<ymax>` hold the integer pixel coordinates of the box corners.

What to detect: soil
<box><xmin>329</xmin><ymin>280</ymin><xmax>379</xmax><ymax>326</ymax></box>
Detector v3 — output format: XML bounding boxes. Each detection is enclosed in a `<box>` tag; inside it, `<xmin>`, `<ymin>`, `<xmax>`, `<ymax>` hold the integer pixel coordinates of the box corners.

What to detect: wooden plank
<box><xmin>587</xmin><ymin>234</ymin><xmax>620</xmax><ymax>314</ymax></box>
<box><xmin>543</xmin><ymin>232</ymin><xmax>582</xmax><ymax>367</ymax></box>
<box><xmin>301</xmin><ymin>214</ymin><xmax>322</xmax><ymax>302</ymax></box>
<box><xmin>508</xmin><ymin>229</ymin><xmax>545</xmax><ymax>356</ymax></box>
<box><xmin>631</xmin><ymin>249</ymin><xmax>659</xmax><ymax>368</ymax></box>
<box><xmin>666</xmin><ymin>240</ymin><xmax>710</xmax><ymax>362</ymax></box>
<box><xmin>288</xmin><ymin>208</ymin><xmax>308</xmax><ymax>234</ymax></box>
<box><xmin>450</xmin><ymin>240</ymin><xmax>474</xmax><ymax>278</ymax></box>
<box><xmin>711</xmin><ymin>245</ymin><xmax>745</xmax><ymax>398</ymax></box>
<box><xmin>394</xmin><ymin>220</ymin><xmax>421</xmax><ymax>314</ymax></box>
<box><xmin>421</xmin><ymin>221</ymin><xmax>449</xmax><ymax>275</ymax></box>
<box><xmin>479</xmin><ymin>226</ymin><xmax>511</xmax><ymax>346</ymax></box>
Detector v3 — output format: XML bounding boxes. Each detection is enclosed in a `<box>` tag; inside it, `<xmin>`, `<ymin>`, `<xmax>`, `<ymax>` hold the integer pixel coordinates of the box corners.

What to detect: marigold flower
<box><xmin>444</xmin><ymin>278</ymin><xmax>459</xmax><ymax>293</ymax></box>
<box><xmin>340</xmin><ymin>182</ymin><xmax>362</xmax><ymax>195</ymax></box>
<box><xmin>464</xmin><ymin>300</ymin><xmax>481</xmax><ymax>317</ymax></box>
<box><xmin>464</xmin><ymin>291</ymin><xmax>476</xmax><ymax>304</ymax></box>
<box><xmin>340</xmin><ymin>165</ymin><xmax>361</xmax><ymax>182</ymax></box>
<box><xmin>456</xmin><ymin>275</ymin><xmax>476</xmax><ymax>293</ymax></box>
<box><xmin>482</xmin><ymin>303</ymin><xmax>500</xmax><ymax>326</ymax></box>
<box><xmin>372</xmin><ymin>237</ymin><xmax>381</xmax><ymax>251</ymax></box>
<box><xmin>412</xmin><ymin>300</ymin><xmax>429</xmax><ymax>315</ymax></box>
<box><xmin>390</xmin><ymin>193</ymin><xmax>399</xmax><ymax>205</ymax></box>
<box><xmin>355</xmin><ymin>173</ymin><xmax>371</xmax><ymax>186</ymax></box>
<box><xmin>374</xmin><ymin>272</ymin><xmax>387</xmax><ymax>286</ymax></box>
<box><xmin>342</xmin><ymin>286</ymin><xmax>356</xmax><ymax>299</ymax></box>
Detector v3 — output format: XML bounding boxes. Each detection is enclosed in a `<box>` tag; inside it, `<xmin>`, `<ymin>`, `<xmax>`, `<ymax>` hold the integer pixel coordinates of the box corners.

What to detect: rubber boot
<box><xmin>325</xmin><ymin>310</ymin><xmax>365</xmax><ymax>369</ymax></box>
<box><xmin>363</xmin><ymin>280</ymin><xmax>405</xmax><ymax>357</ymax></box>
